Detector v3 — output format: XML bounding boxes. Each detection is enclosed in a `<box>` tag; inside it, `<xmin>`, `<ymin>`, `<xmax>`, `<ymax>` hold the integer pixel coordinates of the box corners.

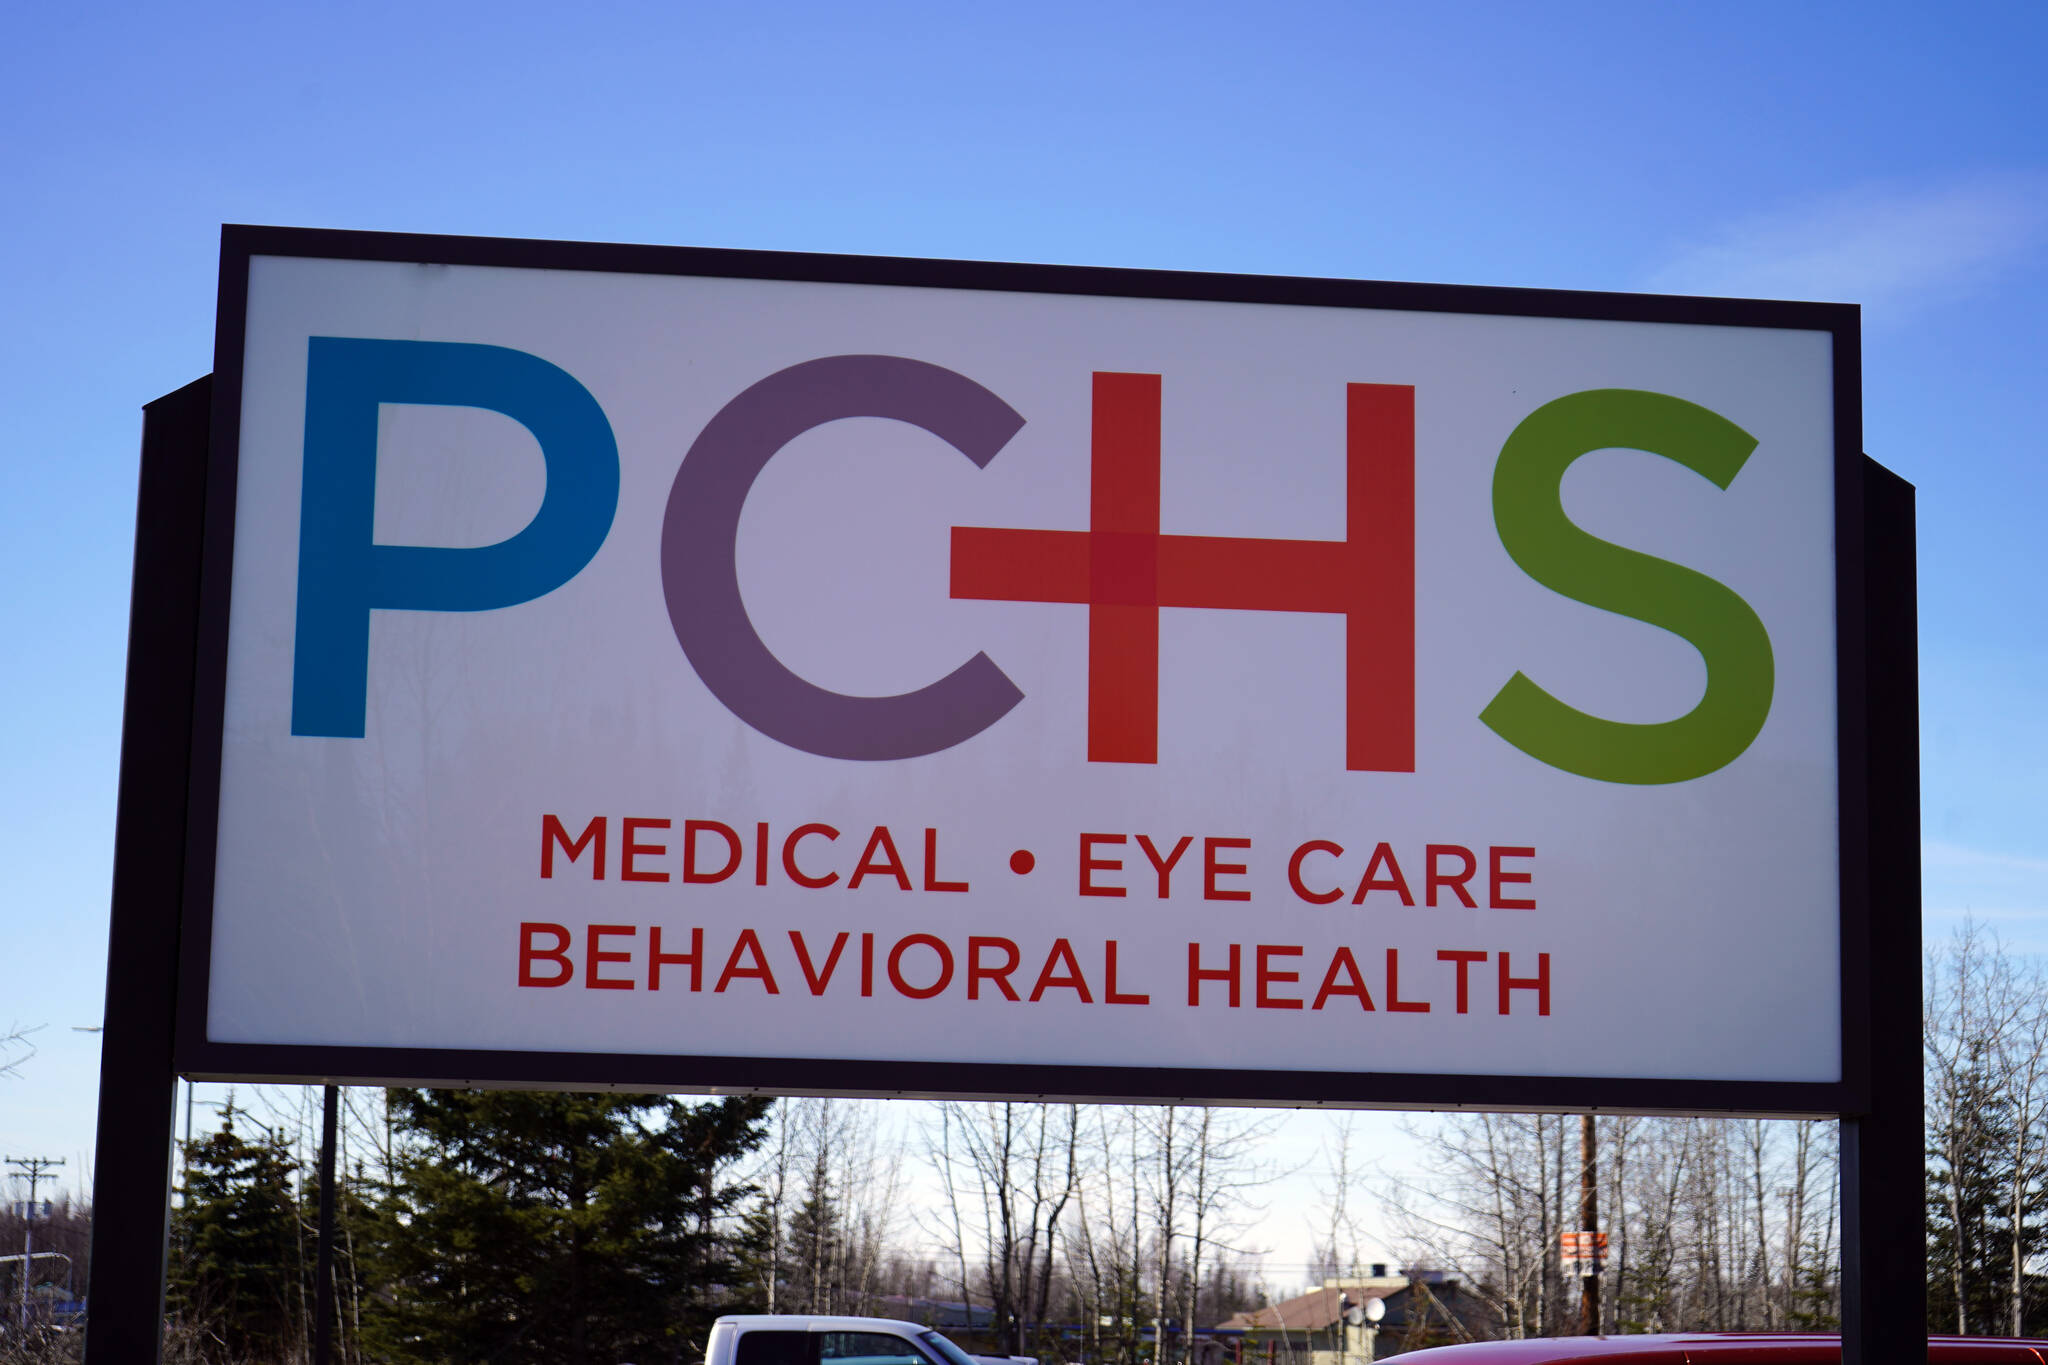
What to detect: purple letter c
<box><xmin>661</xmin><ymin>355</ymin><xmax>1026</xmax><ymax>760</ymax></box>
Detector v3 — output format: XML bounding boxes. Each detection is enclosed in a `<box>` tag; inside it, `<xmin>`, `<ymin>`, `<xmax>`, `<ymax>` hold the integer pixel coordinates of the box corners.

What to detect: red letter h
<box><xmin>950</xmin><ymin>374</ymin><xmax>1413</xmax><ymax>769</ymax></box>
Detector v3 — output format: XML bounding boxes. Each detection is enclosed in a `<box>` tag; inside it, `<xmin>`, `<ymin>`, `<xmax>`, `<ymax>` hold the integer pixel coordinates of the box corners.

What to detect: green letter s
<box><xmin>1482</xmin><ymin>389</ymin><xmax>1775</xmax><ymax>785</ymax></box>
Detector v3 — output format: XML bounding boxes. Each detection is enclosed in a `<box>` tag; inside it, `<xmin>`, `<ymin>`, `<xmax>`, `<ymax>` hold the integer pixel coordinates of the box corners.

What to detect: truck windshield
<box><xmin>919</xmin><ymin>1331</ymin><xmax>980</xmax><ymax>1365</ymax></box>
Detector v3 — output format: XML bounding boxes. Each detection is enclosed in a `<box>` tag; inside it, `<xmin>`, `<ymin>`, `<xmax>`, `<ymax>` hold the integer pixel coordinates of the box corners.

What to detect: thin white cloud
<box><xmin>1924</xmin><ymin>908</ymin><xmax>2048</xmax><ymax>956</ymax></box>
<box><xmin>1923</xmin><ymin>839</ymin><xmax>2048</xmax><ymax>875</ymax></box>
<box><xmin>1648</xmin><ymin>173</ymin><xmax>2047</xmax><ymax>313</ymax></box>
<box><xmin>1925</xmin><ymin>906</ymin><xmax>2048</xmax><ymax>925</ymax></box>
<box><xmin>1921</xmin><ymin>842</ymin><xmax>2048</xmax><ymax>952</ymax></box>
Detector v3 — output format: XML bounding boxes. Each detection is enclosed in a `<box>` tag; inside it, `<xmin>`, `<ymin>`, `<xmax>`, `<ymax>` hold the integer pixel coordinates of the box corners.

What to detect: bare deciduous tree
<box><xmin>1926</xmin><ymin>921</ymin><xmax>2048</xmax><ymax>1337</ymax></box>
<box><xmin>743</xmin><ymin>1099</ymin><xmax>907</xmax><ymax>1317</ymax></box>
<box><xmin>0</xmin><ymin>1023</ymin><xmax>40</xmax><ymax>1079</ymax></box>
<box><xmin>1381</xmin><ymin>1110</ymin><xmax>1841</xmax><ymax>1337</ymax></box>
<box><xmin>926</xmin><ymin>1102</ymin><xmax>1081</xmax><ymax>1355</ymax></box>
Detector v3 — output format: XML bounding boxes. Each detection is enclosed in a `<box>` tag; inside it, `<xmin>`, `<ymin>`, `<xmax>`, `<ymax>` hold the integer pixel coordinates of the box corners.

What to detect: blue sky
<box><xmin>3</xmin><ymin>0</ymin><xmax>2045</xmax><ymax>1276</ymax></box>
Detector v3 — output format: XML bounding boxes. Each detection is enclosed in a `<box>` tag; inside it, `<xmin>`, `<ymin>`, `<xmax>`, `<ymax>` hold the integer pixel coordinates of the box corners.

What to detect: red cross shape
<box><xmin>950</xmin><ymin>373</ymin><xmax>1414</xmax><ymax>770</ymax></box>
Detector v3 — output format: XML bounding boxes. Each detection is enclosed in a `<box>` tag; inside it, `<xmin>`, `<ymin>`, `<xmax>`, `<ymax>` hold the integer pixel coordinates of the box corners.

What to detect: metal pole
<box><xmin>1578</xmin><ymin>1115</ymin><xmax>1598</xmax><ymax>1335</ymax></box>
<box><xmin>1839</xmin><ymin>456</ymin><xmax>1924</xmax><ymax>1365</ymax></box>
<box><xmin>314</xmin><ymin>1085</ymin><xmax>339</xmax><ymax>1365</ymax></box>
<box><xmin>84</xmin><ymin>377</ymin><xmax>213</xmax><ymax>1365</ymax></box>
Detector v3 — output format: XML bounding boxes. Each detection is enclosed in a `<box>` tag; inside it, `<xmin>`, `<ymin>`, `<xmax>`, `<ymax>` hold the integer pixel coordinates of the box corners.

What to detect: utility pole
<box><xmin>1578</xmin><ymin>1116</ymin><xmax>1598</xmax><ymax>1335</ymax></box>
<box><xmin>7</xmin><ymin>1156</ymin><xmax>65</xmax><ymax>1333</ymax></box>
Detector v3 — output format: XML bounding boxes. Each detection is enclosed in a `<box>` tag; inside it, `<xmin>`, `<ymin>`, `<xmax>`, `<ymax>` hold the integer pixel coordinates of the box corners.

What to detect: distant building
<box><xmin>873</xmin><ymin>1295</ymin><xmax>998</xmax><ymax>1331</ymax></box>
<box><xmin>1213</xmin><ymin>1269</ymin><xmax>1500</xmax><ymax>1363</ymax></box>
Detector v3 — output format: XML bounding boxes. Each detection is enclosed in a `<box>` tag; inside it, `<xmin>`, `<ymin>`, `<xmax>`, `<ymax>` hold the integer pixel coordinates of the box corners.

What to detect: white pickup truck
<box><xmin>705</xmin><ymin>1315</ymin><xmax>1017</xmax><ymax>1365</ymax></box>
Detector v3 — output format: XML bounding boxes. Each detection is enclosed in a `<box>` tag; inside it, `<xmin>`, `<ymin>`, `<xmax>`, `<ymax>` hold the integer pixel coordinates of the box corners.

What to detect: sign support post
<box><xmin>85</xmin><ymin>377</ymin><xmax>212</xmax><ymax>1365</ymax></box>
<box><xmin>314</xmin><ymin>1084</ymin><xmax>339</xmax><ymax>1365</ymax></box>
<box><xmin>1840</xmin><ymin>457</ymin><xmax>1924</xmax><ymax>1365</ymax></box>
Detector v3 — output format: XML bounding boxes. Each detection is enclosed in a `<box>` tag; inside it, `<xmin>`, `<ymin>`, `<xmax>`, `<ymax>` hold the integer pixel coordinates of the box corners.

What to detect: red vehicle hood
<box><xmin>1393</xmin><ymin>1336</ymin><xmax>2048</xmax><ymax>1365</ymax></box>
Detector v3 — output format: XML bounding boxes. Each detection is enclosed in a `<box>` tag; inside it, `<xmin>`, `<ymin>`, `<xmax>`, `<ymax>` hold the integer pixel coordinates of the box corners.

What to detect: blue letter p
<box><xmin>292</xmin><ymin>338</ymin><xmax>620</xmax><ymax>737</ymax></box>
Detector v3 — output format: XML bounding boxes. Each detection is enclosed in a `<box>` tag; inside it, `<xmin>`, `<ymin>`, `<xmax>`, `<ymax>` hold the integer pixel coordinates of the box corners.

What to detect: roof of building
<box><xmin>1216</xmin><ymin>1279</ymin><xmax>1413</xmax><ymax>1333</ymax></box>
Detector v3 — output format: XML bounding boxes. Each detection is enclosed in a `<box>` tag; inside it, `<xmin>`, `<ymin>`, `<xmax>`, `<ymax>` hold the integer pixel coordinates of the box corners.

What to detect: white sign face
<box><xmin>197</xmin><ymin>235</ymin><xmax>1845</xmax><ymax>1098</ymax></box>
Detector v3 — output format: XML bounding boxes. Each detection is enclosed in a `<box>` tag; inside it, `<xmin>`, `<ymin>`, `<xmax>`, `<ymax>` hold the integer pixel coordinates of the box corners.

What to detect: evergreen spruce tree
<box><xmin>1928</xmin><ymin>1041</ymin><xmax>2015</xmax><ymax>1333</ymax></box>
<box><xmin>361</xmin><ymin>1088</ymin><xmax>768</xmax><ymax>1365</ymax></box>
<box><xmin>1981</xmin><ymin>1094</ymin><xmax>2048</xmax><ymax>1336</ymax></box>
<box><xmin>785</xmin><ymin>1147</ymin><xmax>843</xmax><ymax>1314</ymax></box>
<box><xmin>169</xmin><ymin>1110</ymin><xmax>306</xmax><ymax>1361</ymax></box>
<box><xmin>644</xmin><ymin>1096</ymin><xmax>779</xmax><ymax>1340</ymax></box>
<box><xmin>1784</xmin><ymin>1224</ymin><xmax>1840</xmax><ymax>1331</ymax></box>
<box><xmin>733</xmin><ymin>1197</ymin><xmax>785</xmax><ymax>1311</ymax></box>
